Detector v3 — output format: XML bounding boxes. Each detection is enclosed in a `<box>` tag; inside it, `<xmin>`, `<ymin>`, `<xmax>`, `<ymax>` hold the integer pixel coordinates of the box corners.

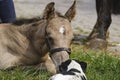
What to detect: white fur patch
<box><xmin>67</xmin><ymin>60</ymin><xmax>83</xmax><ymax>73</ymax></box>
<box><xmin>59</xmin><ymin>25</ymin><xmax>65</xmax><ymax>34</ymax></box>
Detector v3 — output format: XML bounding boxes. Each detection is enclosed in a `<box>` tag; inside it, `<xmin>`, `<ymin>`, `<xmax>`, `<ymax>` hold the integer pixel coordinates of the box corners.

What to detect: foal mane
<box><xmin>12</xmin><ymin>16</ymin><xmax>42</xmax><ymax>26</ymax></box>
<box><xmin>12</xmin><ymin>11</ymin><xmax>66</xmax><ymax>26</ymax></box>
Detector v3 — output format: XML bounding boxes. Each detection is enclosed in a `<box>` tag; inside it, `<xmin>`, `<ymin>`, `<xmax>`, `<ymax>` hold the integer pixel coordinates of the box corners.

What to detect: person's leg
<box><xmin>0</xmin><ymin>0</ymin><xmax>16</xmax><ymax>23</ymax></box>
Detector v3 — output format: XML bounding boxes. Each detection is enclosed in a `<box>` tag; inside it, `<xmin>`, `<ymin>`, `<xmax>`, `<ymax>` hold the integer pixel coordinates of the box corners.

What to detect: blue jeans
<box><xmin>0</xmin><ymin>0</ymin><xmax>16</xmax><ymax>23</ymax></box>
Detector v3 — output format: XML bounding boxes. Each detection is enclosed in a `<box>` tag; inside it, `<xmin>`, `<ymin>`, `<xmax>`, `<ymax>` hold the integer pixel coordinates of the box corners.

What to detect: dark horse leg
<box><xmin>87</xmin><ymin>0</ymin><xmax>112</xmax><ymax>49</ymax></box>
<box><xmin>112</xmin><ymin>0</ymin><xmax>120</xmax><ymax>14</ymax></box>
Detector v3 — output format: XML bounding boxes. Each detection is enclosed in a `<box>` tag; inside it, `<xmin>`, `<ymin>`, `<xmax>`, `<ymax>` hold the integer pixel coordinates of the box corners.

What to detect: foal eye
<box><xmin>48</xmin><ymin>37</ymin><xmax>53</xmax><ymax>41</ymax></box>
<box><xmin>72</xmin><ymin>38</ymin><xmax>74</xmax><ymax>41</ymax></box>
<box><xmin>48</xmin><ymin>37</ymin><xmax>54</xmax><ymax>45</ymax></box>
<box><xmin>46</xmin><ymin>36</ymin><xmax>54</xmax><ymax>45</ymax></box>
<box><xmin>70</xmin><ymin>38</ymin><xmax>74</xmax><ymax>44</ymax></box>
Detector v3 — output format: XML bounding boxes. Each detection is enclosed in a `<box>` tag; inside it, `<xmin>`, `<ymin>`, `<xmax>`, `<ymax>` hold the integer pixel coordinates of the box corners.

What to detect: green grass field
<box><xmin>0</xmin><ymin>45</ymin><xmax>119</xmax><ymax>80</ymax></box>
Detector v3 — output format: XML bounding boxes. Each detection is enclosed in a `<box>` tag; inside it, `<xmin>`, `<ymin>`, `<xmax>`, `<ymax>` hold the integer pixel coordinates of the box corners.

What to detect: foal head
<box><xmin>43</xmin><ymin>1</ymin><xmax>76</xmax><ymax>71</ymax></box>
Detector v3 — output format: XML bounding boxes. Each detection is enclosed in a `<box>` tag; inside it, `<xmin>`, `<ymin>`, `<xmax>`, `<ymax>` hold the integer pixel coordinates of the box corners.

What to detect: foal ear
<box><xmin>43</xmin><ymin>2</ymin><xmax>55</xmax><ymax>20</ymax></box>
<box><xmin>65</xmin><ymin>0</ymin><xmax>76</xmax><ymax>22</ymax></box>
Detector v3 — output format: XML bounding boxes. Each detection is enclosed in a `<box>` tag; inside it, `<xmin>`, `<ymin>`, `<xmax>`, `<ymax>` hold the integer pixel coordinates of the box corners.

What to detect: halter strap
<box><xmin>50</xmin><ymin>48</ymin><xmax>71</xmax><ymax>55</ymax></box>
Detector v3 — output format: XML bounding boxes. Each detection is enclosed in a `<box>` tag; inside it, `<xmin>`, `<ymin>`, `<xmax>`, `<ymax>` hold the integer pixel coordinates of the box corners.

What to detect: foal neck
<box><xmin>18</xmin><ymin>20</ymin><xmax>49</xmax><ymax>55</ymax></box>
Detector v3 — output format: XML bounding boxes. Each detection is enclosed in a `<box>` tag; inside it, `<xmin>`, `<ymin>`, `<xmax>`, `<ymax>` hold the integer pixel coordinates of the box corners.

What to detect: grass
<box><xmin>71</xmin><ymin>45</ymin><xmax>120</xmax><ymax>80</ymax></box>
<box><xmin>0</xmin><ymin>45</ymin><xmax>119</xmax><ymax>80</ymax></box>
<box><xmin>74</xmin><ymin>27</ymin><xmax>90</xmax><ymax>35</ymax></box>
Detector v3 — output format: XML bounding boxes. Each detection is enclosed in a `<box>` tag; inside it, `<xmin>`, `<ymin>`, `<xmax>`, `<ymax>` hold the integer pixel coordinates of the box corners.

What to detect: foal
<box><xmin>0</xmin><ymin>1</ymin><xmax>76</xmax><ymax>74</ymax></box>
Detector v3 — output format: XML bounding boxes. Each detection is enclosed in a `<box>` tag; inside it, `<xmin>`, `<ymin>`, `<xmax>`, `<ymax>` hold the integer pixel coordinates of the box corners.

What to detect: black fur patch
<box><xmin>81</xmin><ymin>76</ymin><xmax>87</xmax><ymax>80</ymax></box>
<box><xmin>59</xmin><ymin>59</ymin><xmax>71</xmax><ymax>72</ymax></box>
<box><xmin>69</xmin><ymin>68</ymin><xmax>81</xmax><ymax>73</ymax></box>
<box><xmin>60</xmin><ymin>68</ymin><xmax>81</xmax><ymax>75</ymax></box>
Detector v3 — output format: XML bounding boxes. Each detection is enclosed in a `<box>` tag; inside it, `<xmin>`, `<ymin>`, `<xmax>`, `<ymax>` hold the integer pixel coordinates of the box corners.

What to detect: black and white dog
<box><xmin>49</xmin><ymin>59</ymin><xmax>87</xmax><ymax>80</ymax></box>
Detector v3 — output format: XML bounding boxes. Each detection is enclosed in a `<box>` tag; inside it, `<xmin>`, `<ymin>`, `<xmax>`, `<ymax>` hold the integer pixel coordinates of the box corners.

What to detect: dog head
<box><xmin>59</xmin><ymin>59</ymin><xmax>87</xmax><ymax>73</ymax></box>
<box><xmin>49</xmin><ymin>59</ymin><xmax>87</xmax><ymax>80</ymax></box>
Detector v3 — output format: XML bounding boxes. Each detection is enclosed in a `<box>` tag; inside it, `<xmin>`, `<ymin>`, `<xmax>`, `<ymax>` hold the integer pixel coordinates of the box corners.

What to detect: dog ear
<box><xmin>59</xmin><ymin>59</ymin><xmax>71</xmax><ymax>72</ymax></box>
<box><xmin>79</xmin><ymin>61</ymin><xmax>87</xmax><ymax>73</ymax></box>
<box><xmin>73</xmin><ymin>59</ymin><xmax>87</xmax><ymax>73</ymax></box>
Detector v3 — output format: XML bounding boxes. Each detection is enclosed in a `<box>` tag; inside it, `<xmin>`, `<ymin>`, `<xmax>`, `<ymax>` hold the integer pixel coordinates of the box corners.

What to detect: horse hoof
<box><xmin>73</xmin><ymin>34</ymin><xmax>87</xmax><ymax>44</ymax></box>
<box><xmin>86</xmin><ymin>38</ymin><xmax>108</xmax><ymax>50</ymax></box>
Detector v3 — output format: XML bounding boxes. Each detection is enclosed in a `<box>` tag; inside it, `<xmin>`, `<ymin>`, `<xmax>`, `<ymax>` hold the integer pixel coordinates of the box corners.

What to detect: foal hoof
<box><xmin>86</xmin><ymin>38</ymin><xmax>108</xmax><ymax>50</ymax></box>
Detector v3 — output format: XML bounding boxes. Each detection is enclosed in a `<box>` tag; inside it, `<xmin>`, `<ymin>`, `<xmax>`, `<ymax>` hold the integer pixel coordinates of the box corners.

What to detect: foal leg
<box><xmin>87</xmin><ymin>0</ymin><xmax>112</xmax><ymax>49</ymax></box>
<box><xmin>44</xmin><ymin>55</ymin><xmax>56</xmax><ymax>74</ymax></box>
<box><xmin>19</xmin><ymin>55</ymin><xmax>56</xmax><ymax>74</ymax></box>
<box><xmin>28</xmin><ymin>55</ymin><xmax>56</xmax><ymax>74</ymax></box>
